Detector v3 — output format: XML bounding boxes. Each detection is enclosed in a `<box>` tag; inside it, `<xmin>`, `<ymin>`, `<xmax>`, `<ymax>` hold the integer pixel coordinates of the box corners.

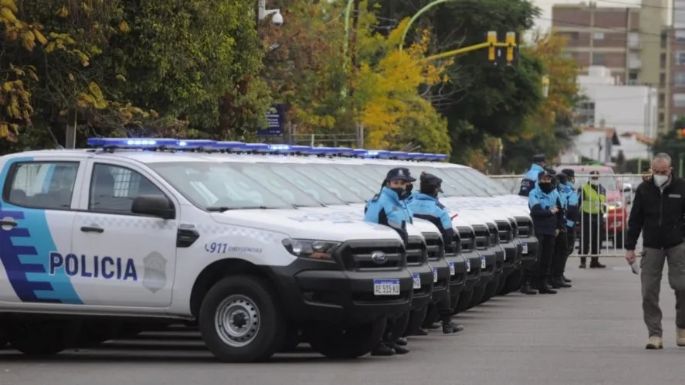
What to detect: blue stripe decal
<box><xmin>0</xmin><ymin>158</ymin><xmax>82</xmax><ymax>304</ymax></box>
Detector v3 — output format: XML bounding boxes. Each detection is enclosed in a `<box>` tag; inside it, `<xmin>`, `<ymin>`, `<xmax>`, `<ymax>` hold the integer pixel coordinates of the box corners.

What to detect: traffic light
<box><xmin>487</xmin><ymin>31</ymin><xmax>497</xmax><ymax>62</ymax></box>
<box><xmin>505</xmin><ymin>32</ymin><xmax>517</xmax><ymax>64</ymax></box>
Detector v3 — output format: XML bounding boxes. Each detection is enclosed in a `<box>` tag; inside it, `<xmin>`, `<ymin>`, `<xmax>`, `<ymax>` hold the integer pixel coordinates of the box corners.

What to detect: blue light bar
<box><xmin>407</xmin><ymin>152</ymin><xmax>425</xmax><ymax>161</ymax></box>
<box><xmin>268</xmin><ymin>144</ymin><xmax>291</xmax><ymax>153</ymax></box>
<box><xmin>243</xmin><ymin>143</ymin><xmax>270</xmax><ymax>153</ymax></box>
<box><xmin>173</xmin><ymin>139</ymin><xmax>217</xmax><ymax>150</ymax></box>
<box><xmin>434</xmin><ymin>154</ymin><xmax>448</xmax><ymax>162</ymax></box>
<box><xmin>87</xmin><ymin>137</ymin><xmax>179</xmax><ymax>148</ymax></box>
<box><xmin>213</xmin><ymin>141</ymin><xmax>245</xmax><ymax>151</ymax></box>
<box><xmin>291</xmin><ymin>145</ymin><xmax>312</xmax><ymax>153</ymax></box>
<box><xmin>364</xmin><ymin>150</ymin><xmax>390</xmax><ymax>158</ymax></box>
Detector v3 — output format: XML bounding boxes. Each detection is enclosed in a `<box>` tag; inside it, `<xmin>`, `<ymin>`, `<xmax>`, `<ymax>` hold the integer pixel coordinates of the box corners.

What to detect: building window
<box><xmin>661</xmin><ymin>53</ymin><xmax>667</xmax><ymax>67</ymax></box>
<box><xmin>593</xmin><ymin>32</ymin><xmax>605</xmax><ymax>40</ymax></box>
<box><xmin>676</xmin><ymin>73</ymin><xmax>685</xmax><ymax>86</ymax></box>
<box><xmin>676</xmin><ymin>51</ymin><xmax>685</xmax><ymax>65</ymax></box>
<box><xmin>661</xmin><ymin>73</ymin><xmax>667</xmax><ymax>85</ymax></box>
<box><xmin>663</xmin><ymin>31</ymin><xmax>670</xmax><ymax>48</ymax></box>
<box><xmin>592</xmin><ymin>53</ymin><xmax>605</xmax><ymax>65</ymax></box>
<box><xmin>659</xmin><ymin>93</ymin><xmax>665</xmax><ymax>106</ymax></box>
<box><xmin>677</xmin><ymin>30</ymin><xmax>685</xmax><ymax>42</ymax></box>
<box><xmin>674</xmin><ymin>93</ymin><xmax>685</xmax><ymax>108</ymax></box>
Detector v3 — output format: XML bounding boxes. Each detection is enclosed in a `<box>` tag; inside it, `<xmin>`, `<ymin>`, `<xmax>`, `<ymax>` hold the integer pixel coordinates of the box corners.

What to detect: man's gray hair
<box><xmin>653</xmin><ymin>153</ymin><xmax>672</xmax><ymax>166</ymax></box>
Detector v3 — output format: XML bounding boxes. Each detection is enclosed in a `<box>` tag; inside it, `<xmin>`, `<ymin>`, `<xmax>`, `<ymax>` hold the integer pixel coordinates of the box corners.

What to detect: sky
<box><xmin>532</xmin><ymin>0</ymin><xmax>643</xmax><ymax>31</ymax></box>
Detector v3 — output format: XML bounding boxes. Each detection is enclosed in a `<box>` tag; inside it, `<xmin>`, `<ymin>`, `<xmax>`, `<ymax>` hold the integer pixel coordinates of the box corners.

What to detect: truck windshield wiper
<box><xmin>206</xmin><ymin>207</ymin><xmax>232</xmax><ymax>212</ymax></box>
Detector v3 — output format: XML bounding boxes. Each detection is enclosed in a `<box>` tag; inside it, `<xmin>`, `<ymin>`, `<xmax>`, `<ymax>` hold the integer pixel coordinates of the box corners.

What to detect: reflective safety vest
<box><xmin>581</xmin><ymin>183</ymin><xmax>605</xmax><ymax>214</ymax></box>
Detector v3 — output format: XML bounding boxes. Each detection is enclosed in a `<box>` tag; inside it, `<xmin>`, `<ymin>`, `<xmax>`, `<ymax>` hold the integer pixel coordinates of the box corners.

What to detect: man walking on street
<box><xmin>578</xmin><ymin>170</ymin><xmax>606</xmax><ymax>268</ymax></box>
<box><xmin>625</xmin><ymin>153</ymin><xmax>685</xmax><ymax>349</ymax></box>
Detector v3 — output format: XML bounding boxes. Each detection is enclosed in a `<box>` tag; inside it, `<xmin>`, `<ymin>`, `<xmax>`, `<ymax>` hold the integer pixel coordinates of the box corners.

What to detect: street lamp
<box><xmin>258</xmin><ymin>0</ymin><xmax>283</xmax><ymax>25</ymax></box>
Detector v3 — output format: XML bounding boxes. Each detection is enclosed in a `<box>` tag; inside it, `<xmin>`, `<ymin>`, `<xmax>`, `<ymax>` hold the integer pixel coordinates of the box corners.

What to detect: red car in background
<box><xmin>556</xmin><ymin>165</ymin><xmax>629</xmax><ymax>249</ymax></box>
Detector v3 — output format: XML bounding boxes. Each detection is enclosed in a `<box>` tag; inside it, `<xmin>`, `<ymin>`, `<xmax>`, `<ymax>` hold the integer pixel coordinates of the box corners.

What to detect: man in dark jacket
<box><xmin>625</xmin><ymin>153</ymin><xmax>685</xmax><ymax>350</ymax></box>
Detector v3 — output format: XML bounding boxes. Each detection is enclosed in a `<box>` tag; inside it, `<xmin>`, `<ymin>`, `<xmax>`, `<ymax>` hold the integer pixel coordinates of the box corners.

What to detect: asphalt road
<box><xmin>2</xmin><ymin>257</ymin><xmax>685</xmax><ymax>385</ymax></box>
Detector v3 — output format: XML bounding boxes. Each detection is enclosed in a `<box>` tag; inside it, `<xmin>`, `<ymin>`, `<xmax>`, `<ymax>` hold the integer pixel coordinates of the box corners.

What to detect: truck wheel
<box><xmin>504</xmin><ymin>270</ymin><xmax>523</xmax><ymax>294</ymax></box>
<box><xmin>8</xmin><ymin>320</ymin><xmax>69</xmax><ymax>356</ymax></box>
<box><xmin>306</xmin><ymin>318</ymin><xmax>386</xmax><ymax>359</ymax></box>
<box><xmin>199</xmin><ymin>275</ymin><xmax>284</xmax><ymax>362</ymax></box>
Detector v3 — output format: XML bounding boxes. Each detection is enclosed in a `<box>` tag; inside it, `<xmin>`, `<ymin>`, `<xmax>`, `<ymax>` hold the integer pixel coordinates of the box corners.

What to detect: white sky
<box><xmin>532</xmin><ymin>0</ymin><xmax>643</xmax><ymax>32</ymax></box>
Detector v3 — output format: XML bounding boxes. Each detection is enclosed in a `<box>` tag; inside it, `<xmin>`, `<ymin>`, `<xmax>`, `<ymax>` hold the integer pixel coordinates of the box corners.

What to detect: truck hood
<box><xmin>210</xmin><ymin>208</ymin><xmax>402</xmax><ymax>242</ymax></box>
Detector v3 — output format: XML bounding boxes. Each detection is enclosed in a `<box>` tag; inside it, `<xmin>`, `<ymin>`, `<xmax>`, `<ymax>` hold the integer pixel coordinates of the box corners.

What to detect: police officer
<box><xmin>578</xmin><ymin>170</ymin><xmax>607</xmax><ymax>268</ymax></box>
<box><xmin>529</xmin><ymin>169</ymin><xmax>563</xmax><ymax>294</ymax></box>
<box><xmin>519</xmin><ymin>154</ymin><xmax>546</xmax><ymax>197</ymax></box>
<box><xmin>364</xmin><ymin>167</ymin><xmax>415</xmax><ymax>356</ymax></box>
<box><xmin>408</xmin><ymin>172</ymin><xmax>464</xmax><ymax>334</ymax></box>
<box><xmin>550</xmin><ymin>170</ymin><xmax>577</xmax><ymax>288</ymax></box>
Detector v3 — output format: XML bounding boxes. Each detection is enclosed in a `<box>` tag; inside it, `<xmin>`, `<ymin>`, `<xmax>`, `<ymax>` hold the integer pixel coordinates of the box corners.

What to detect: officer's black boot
<box><xmin>520</xmin><ymin>280</ymin><xmax>537</xmax><ymax>295</ymax></box>
<box><xmin>590</xmin><ymin>257</ymin><xmax>606</xmax><ymax>268</ymax></box>
<box><xmin>562</xmin><ymin>275</ymin><xmax>572</xmax><ymax>283</ymax></box>
<box><xmin>537</xmin><ymin>279</ymin><xmax>557</xmax><ymax>294</ymax></box>
<box><xmin>550</xmin><ymin>276</ymin><xmax>571</xmax><ymax>289</ymax></box>
<box><xmin>442</xmin><ymin>320</ymin><xmax>464</xmax><ymax>334</ymax></box>
<box><xmin>371</xmin><ymin>341</ymin><xmax>395</xmax><ymax>356</ymax></box>
<box><xmin>388</xmin><ymin>340</ymin><xmax>409</xmax><ymax>354</ymax></box>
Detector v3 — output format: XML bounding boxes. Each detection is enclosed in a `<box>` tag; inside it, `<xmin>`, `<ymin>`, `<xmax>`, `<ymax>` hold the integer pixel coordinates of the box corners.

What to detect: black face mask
<box><xmin>539</xmin><ymin>182</ymin><xmax>554</xmax><ymax>193</ymax></box>
<box><xmin>390</xmin><ymin>187</ymin><xmax>405</xmax><ymax>198</ymax></box>
<box><xmin>402</xmin><ymin>184</ymin><xmax>413</xmax><ymax>200</ymax></box>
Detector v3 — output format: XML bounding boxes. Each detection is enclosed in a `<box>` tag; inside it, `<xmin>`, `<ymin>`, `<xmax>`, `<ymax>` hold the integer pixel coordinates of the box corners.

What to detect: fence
<box><xmin>491</xmin><ymin>174</ymin><xmax>646</xmax><ymax>258</ymax></box>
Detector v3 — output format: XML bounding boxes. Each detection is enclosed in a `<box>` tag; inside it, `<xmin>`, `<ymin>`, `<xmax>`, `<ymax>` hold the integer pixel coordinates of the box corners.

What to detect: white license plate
<box><xmin>481</xmin><ymin>256</ymin><xmax>486</xmax><ymax>269</ymax></box>
<box><xmin>449</xmin><ymin>262</ymin><xmax>456</xmax><ymax>276</ymax></box>
<box><xmin>374</xmin><ymin>279</ymin><xmax>400</xmax><ymax>296</ymax></box>
<box><xmin>466</xmin><ymin>259</ymin><xmax>471</xmax><ymax>272</ymax></box>
<box><xmin>522</xmin><ymin>242</ymin><xmax>529</xmax><ymax>255</ymax></box>
<box><xmin>432</xmin><ymin>268</ymin><xmax>438</xmax><ymax>283</ymax></box>
<box><xmin>412</xmin><ymin>273</ymin><xmax>421</xmax><ymax>289</ymax></box>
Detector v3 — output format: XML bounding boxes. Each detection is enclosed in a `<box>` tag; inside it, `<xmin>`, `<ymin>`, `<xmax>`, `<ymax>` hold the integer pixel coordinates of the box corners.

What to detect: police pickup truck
<box><xmin>0</xmin><ymin>139</ymin><xmax>416</xmax><ymax>362</ymax></box>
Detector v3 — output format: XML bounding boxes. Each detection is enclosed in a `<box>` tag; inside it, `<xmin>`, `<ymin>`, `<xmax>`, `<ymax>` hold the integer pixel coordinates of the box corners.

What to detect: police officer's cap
<box><xmin>561</xmin><ymin>168</ymin><xmax>575</xmax><ymax>178</ymax></box>
<box><xmin>538</xmin><ymin>169</ymin><xmax>554</xmax><ymax>180</ymax></box>
<box><xmin>420</xmin><ymin>172</ymin><xmax>443</xmax><ymax>193</ymax></box>
<box><xmin>532</xmin><ymin>154</ymin><xmax>546</xmax><ymax>163</ymax></box>
<box><xmin>386</xmin><ymin>167</ymin><xmax>416</xmax><ymax>182</ymax></box>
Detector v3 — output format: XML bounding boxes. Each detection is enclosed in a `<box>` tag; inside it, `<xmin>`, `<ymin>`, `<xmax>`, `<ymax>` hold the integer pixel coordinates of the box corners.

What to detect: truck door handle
<box><xmin>80</xmin><ymin>226</ymin><xmax>104</xmax><ymax>234</ymax></box>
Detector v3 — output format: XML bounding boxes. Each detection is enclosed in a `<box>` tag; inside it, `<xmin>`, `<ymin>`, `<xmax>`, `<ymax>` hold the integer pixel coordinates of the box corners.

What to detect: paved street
<box><xmin>2</xmin><ymin>257</ymin><xmax>685</xmax><ymax>385</ymax></box>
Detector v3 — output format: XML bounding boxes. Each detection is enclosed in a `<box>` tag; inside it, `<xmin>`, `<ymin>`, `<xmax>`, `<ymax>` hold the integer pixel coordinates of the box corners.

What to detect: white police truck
<box><xmin>0</xmin><ymin>139</ymin><xmax>417</xmax><ymax>361</ymax></box>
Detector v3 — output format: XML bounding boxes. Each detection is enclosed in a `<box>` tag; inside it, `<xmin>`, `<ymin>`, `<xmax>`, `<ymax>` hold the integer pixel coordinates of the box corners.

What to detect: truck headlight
<box><xmin>282</xmin><ymin>239</ymin><xmax>340</xmax><ymax>261</ymax></box>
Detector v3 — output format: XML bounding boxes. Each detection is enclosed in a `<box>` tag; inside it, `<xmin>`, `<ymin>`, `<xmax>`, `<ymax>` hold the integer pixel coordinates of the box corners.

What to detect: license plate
<box><xmin>412</xmin><ymin>273</ymin><xmax>421</xmax><ymax>289</ymax></box>
<box><xmin>522</xmin><ymin>242</ymin><xmax>529</xmax><ymax>255</ymax></box>
<box><xmin>480</xmin><ymin>256</ymin><xmax>486</xmax><ymax>269</ymax></box>
<box><xmin>449</xmin><ymin>262</ymin><xmax>456</xmax><ymax>276</ymax></box>
<box><xmin>432</xmin><ymin>268</ymin><xmax>438</xmax><ymax>283</ymax></box>
<box><xmin>374</xmin><ymin>279</ymin><xmax>400</xmax><ymax>296</ymax></box>
<box><xmin>466</xmin><ymin>259</ymin><xmax>471</xmax><ymax>272</ymax></box>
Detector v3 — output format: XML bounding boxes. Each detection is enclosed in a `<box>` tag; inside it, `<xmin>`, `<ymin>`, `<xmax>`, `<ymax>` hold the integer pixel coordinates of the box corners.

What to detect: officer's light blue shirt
<box><xmin>558</xmin><ymin>181</ymin><xmax>579</xmax><ymax>228</ymax></box>
<box><xmin>528</xmin><ymin>184</ymin><xmax>562</xmax><ymax>235</ymax></box>
<box><xmin>519</xmin><ymin>163</ymin><xmax>545</xmax><ymax>197</ymax></box>
<box><xmin>407</xmin><ymin>192</ymin><xmax>453</xmax><ymax>231</ymax></box>
<box><xmin>364</xmin><ymin>187</ymin><xmax>413</xmax><ymax>243</ymax></box>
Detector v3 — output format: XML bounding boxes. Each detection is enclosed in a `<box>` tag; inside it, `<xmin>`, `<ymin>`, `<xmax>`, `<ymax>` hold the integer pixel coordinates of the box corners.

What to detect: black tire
<box><xmin>8</xmin><ymin>319</ymin><xmax>71</xmax><ymax>356</ymax></box>
<box><xmin>199</xmin><ymin>275</ymin><xmax>285</xmax><ymax>362</ymax></box>
<box><xmin>0</xmin><ymin>328</ymin><xmax>7</xmax><ymax>349</ymax></box>
<box><xmin>504</xmin><ymin>269</ymin><xmax>523</xmax><ymax>294</ymax></box>
<box><xmin>456</xmin><ymin>289</ymin><xmax>474</xmax><ymax>313</ymax></box>
<box><xmin>306</xmin><ymin>318</ymin><xmax>386</xmax><ymax>359</ymax></box>
<box><xmin>482</xmin><ymin>276</ymin><xmax>500</xmax><ymax>303</ymax></box>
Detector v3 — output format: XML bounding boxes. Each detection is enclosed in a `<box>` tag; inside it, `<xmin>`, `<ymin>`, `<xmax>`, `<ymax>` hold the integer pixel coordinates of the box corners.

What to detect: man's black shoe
<box><xmin>412</xmin><ymin>328</ymin><xmax>428</xmax><ymax>336</ymax></box>
<box><xmin>562</xmin><ymin>275</ymin><xmax>572</xmax><ymax>283</ymax></box>
<box><xmin>590</xmin><ymin>262</ymin><xmax>606</xmax><ymax>268</ymax></box>
<box><xmin>520</xmin><ymin>282</ymin><xmax>537</xmax><ymax>295</ymax></box>
<box><xmin>442</xmin><ymin>321</ymin><xmax>464</xmax><ymax>334</ymax></box>
<box><xmin>389</xmin><ymin>341</ymin><xmax>409</xmax><ymax>355</ymax></box>
<box><xmin>538</xmin><ymin>284</ymin><xmax>558</xmax><ymax>294</ymax></box>
<box><xmin>551</xmin><ymin>277</ymin><xmax>572</xmax><ymax>288</ymax></box>
<box><xmin>371</xmin><ymin>342</ymin><xmax>395</xmax><ymax>356</ymax></box>
<box><xmin>395</xmin><ymin>337</ymin><xmax>408</xmax><ymax>346</ymax></box>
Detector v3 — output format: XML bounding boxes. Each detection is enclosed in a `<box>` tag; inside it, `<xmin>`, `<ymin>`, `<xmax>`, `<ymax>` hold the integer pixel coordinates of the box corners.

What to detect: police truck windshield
<box><xmin>151</xmin><ymin>162</ymin><xmax>292</xmax><ymax>210</ymax></box>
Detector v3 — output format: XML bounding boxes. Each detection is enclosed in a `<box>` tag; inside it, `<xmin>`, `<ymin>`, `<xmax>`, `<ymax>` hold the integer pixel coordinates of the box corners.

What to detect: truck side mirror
<box><xmin>132</xmin><ymin>195</ymin><xmax>175</xmax><ymax>219</ymax></box>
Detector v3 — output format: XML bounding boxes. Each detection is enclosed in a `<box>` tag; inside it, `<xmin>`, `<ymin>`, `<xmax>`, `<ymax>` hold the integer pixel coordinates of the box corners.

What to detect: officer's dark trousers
<box><xmin>551</xmin><ymin>230</ymin><xmax>568</xmax><ymax>278</ymax></box>
<box><xmin>580</xmin><ymin>213</ymin><xmax>601</xmax><ymax>265</ymax></box>
<box><xmin>383</xmin><ymin>312</ymin><xmax>409</xmax><ymax>344</ymax></box>
<box><xmin>537</xmin><ymin>234</ymin><xmax>556</xmax><ymax>286</ymax></box>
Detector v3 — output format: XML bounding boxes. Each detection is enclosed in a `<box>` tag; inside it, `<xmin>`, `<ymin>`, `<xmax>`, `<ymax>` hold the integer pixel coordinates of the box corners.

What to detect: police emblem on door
<box><xmin>143</xmin><ymin>252</ymin><xmax>167</xmax><ymax>293</ymax></box>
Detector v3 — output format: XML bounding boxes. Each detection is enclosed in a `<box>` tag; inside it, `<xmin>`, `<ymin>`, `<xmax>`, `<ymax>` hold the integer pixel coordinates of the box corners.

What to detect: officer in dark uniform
<box><xmin>519</xmin><ymin>154</ymin><xmax>546</xmax><ymax>197</ymax></box>
<box><xmin>364</xmin><ymin>167</ymin><xmax>415</xmax><ymax>356</ymax></box>
<box><xmin>528</xmin><ymin>169</ymin><xmax>564</xmax><ymax>294</ymax></box>
<box><xmin>550</xmin><ymin>170</ymin><xmax>576</xmax><ymax>288</ymax></box>
<box><xmin>408</xmin><ymin>172</ymin><xmax>463</xmax><ymax>334</ymax></box>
